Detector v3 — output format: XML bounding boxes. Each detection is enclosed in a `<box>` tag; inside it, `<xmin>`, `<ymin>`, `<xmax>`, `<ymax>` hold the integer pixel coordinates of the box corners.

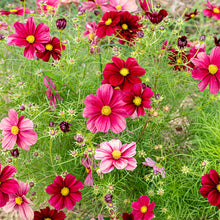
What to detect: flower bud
<box><xmin>11</xmin><ymin>148</ymin><xmax>19</xmax><ymax>158</ymax></box>
<box><xmin>177</xmin><ymin>36</ymin><xmax>187</xmax><ymax>49</ymax></box>
<box><xmin>56</xmin><ymin>18</ymin><xmax>67</xmax><ymax>30</ymax></box>
<box><xmin>60</xmin><ymin>121</ymin><xmax>72</xmax><ymax>132</ymax></box>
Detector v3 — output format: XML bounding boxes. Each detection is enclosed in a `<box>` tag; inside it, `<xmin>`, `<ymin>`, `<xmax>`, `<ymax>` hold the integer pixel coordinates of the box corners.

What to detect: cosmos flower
<box><xmin>102</xmin><ymin>0</ymin><xmax>138</xmax><ymax>12</ymax></box>
<box><xmin>184</xmin><ymin>9</ymin><xmax>199</xmax><ymax>21</ymax></box>
<box><xmin>203</xmin><ymin>0</ymin><xmax>220</xmax><ymax>20</ymax></box>
<box><xmin>0</xmin><ymin>109</ymin><xmax>38</xmax><ymax>151</ymax></box>
<box><xmin>200</xmin><ymin>169</ymin><xmax>220</xmax><ymax>208</ymax></box>
<box><xmin>115</xmin><ymin>11</ymin><xmax>142</xmax><ymax>45</ymax></box>
<box><xmin>3</xmin><ymin>180</ymin><xmax>34</xmax><ymax>220</ymax></box>
<box><xmin>131</xmin><ymin>196</ymin><xmax>155</xmax><ymax>220</ymax></box>
<box><xmin>43</xmin><ymin>75</ymin><xmax>63</xmax><ymax>111</ymax></box>
<box><xmin>102</xmin><ymin>56</ymin><xmax>145</xmax><ymax>91</ymax></box>
<box><xmin>81</xmin><ymin>0</ymin><xmax>108</xmax><ymax>12</ymax></box>
<box><xmin>36</xmin><ymin>37</ymin><xmax>65</xmax><ymax>62</ymax></box>
<box><xmin>139</xmin><ymin>0</ymin><xmax>151</xmax><ymax>13</ymax></box>
<box><xmin>96</xmin><ymin>11</ymin><xmax>120</xmax><ymax>39</ymax></box>
<box><xmin>34</xmin><ymin>206</ymin><xmax>66</xmax><ymax>220</ymax></box>
<box><xmin>83</xmin><ymin>84</ymin><xmax>127</xmax><ymax>133</ymax></box>
<box><xmin>0</xmin><ymin>7</ymin><xmax>31</xmax><ymax>16</ymax></box>
<box><xmin>0</xmin><ymin>164</ymin><xmax>19</xmax><ymax>208</ymax></box>
<box><xmin>122</xmin><ymin>84</ymin><xmax>154</xmax><ymax>118</ymax></box>
<box><xmin>94</xmin><ymin>139</ymin><xmax>137</xmax><ymax>173</ymax></box>
<box><xmin>0</xmin><ymin>21</ymin><xmax>11</xmax><ymax>31</ymax></box>
<box><xmin>191</xmin><ymin>47</ymin><xmax>220</xmax><ymax>94</ymax></box>
<box><xmin>46</xmin><ymin>174</ymin><xmax>83</xmax><ymax>210</ymax></box>
<box><xmin>145</xmin><ymin>9</ymin><xmax>168</xmax><ymax>24</ymax></box>
<box><xmin>142</xmin><ymin>157</ymin><xmax>166</xmax><ymax>178</ymax></box>
<box><xmin>81</xmin><ymin>155</ymin><xmax>95</xmax><ymax>186</ymax></box>
<box><xmin>7</xmin><ymin>17</ymin><xmax>50</xmax><ymax>59</ymax></box>
<box><xmin>36</xmin><ymin>0</ymin><xmax>60</xmax><ymax>14</ymax></box>
<box><xmin>83</xmin><ymin>21</ymin><xmax>97</xmax><ymax>41</ymax></box>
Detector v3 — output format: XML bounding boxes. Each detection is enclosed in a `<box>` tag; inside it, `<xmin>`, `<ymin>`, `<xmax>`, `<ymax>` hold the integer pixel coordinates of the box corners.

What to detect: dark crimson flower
<box><xmin>11</xmin><ymin>148</ymin><xmax>19</xmax><ymax>158</ymax></box>
<box><xmin>168</xmin><ymin>50</ymin><xmax>193</xmax><ymax>71</ymax></box>
<box><xmin>60</xmin><ymin>121</ymin><xmax>72</xmax><ymax>133</ymax></box>
<box><xmin>214</xmin><ymin>35</ymin><xmax>220</xmax><ymax>46</ymax></box>
<box><xmin>34</xmin><ymin>206</ymin><xmax>66</xmax><ymax>220</ymax></box>
<box><xmin>56</xmin><ymin>18</ymin><xmax>67</xmax><ymax>30</ymax></box>
<box><xmin>0</xmin><ymin>7</ymin><xmax>31</xmax><ymax>16</ymax></box>
<box><xmin>122</xmin><ymin>213</ymin><xmax>134</xmax><ymax>220</ymax></box>
<box><xmin>178</xmin><ymin>36</ymin><xmax>187</xmax><ymax>49</ymax></box>
<box><xmin>104</xmin><ymin>194</ymin><xmax>113</xmax><ymax>203</ymax></box>
<box><xmin>36</xmin><ymin>37</ymin><xmax>65</xmax><ymax>62</ymax></box>
<box><xmin>146</xmin><ymin>9</ymin><xmax>168</xmax><ymax>24</ymax></box>
<box><xmin>123</xmin><ymin>84</ymin><xmax>153</xmax><ymax>118</ymax></box>
<box><xmin>46</xmin><ymin>175</ymin><xmax>83</xmax><ymax>210</ymax></box>
<box><xmin>49</xmin><ymin>121</ymin><xmax>55</xmax><ymax>127</ymax></box>
<box><xmin>139</xmin><ymin>0</ymin><xmax>151</xmax><ymax>13</ymax></box>
<box><xmin>200</xmin><ymin>169</ymin><xmax>220</xmax><ymax>208</ymax></box>
<box><xmin>102</xmin><ymin>56</ymin><xmax>145</xmax><ymax>91</ymax></box>
<box><xmin>96</xmin><ymin>11</ymin><xmax>120</xmax><ymax>38</ymax></box>
<box><xmin>185</xmin><ymin>9</ymin><xmax>199</xmax><ymax>21</ymax></box>
<box><xmin>115</xmin><ymin>11</ymin><xmax>142</xmax><ymax>45</ymax></box>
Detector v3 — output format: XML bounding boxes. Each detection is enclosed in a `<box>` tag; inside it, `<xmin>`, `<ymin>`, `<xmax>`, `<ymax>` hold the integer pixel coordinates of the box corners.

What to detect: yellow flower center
<box><xmin>44</xmin><ymin>218</ymin><xmax>52</xmax><ymax>220</ymax></box>
<box><xmin>86</xmin><ymin>168</ymin><xmax>90</xmax><ymax>173</ymax></box>
<box><xmin>112</xmin><ymin>150</ymin><xmax>121</xmax><ymax>159</ymax></box>
<box><xmin>217</xmin><ymin>184</ymin><xmax>220</xmax><ymax>192</ymax></box>
<box><xmin>114</xmin><ymin>86</ymin><xmax>120</xmax><ymax>89</ymax></box>
<box><xmin>133</xmin><ymin>96</ymin><xmax>142</xmax><ymax>106</ymax></box>
<box><xmin>11</xmin><ymin>126</ymin><xmax>19</xmax><ymax>135</ymax></box>
<box><xmin>116</xmin><ymin>5</ymin><xmax>122</xmax><ymax>10</ymax></box>
<box><xmin>208</xmin><ymin>64</ymin><xmax>218</xmax><ymax>75</ymax></box>
<box><xmin>141</xmin><ymin>205</ymin><xmax>148</xmax><ymax>213</ymax></box>
<box><xmin>15</xmin><ymin>197</ymin><xmax>23</xmax><ymax>205</ymax></box>
<box><xmin>177</xmin><ymin>58</ymin><xmax>182</xmax><ymax>64</ymax></box>
<box><xmin>105</xmin><ymin>18</ymin><xmax>112</xmax><ymax>26</ymax></box>
<box><xmin>45</xmin><ymin>44</ymin><xmax>53</xmax><ymax>51</ymax></box>
<box><xmin>26</xmin><ymin>35</ymin><xmax>35</xmax><ymax>44</ymax></box>
<box><xmin>10</xmin><ymin>9</ymin><xmax>18</xmax><ymax>13</ymax></box>
<box><xmin>213</xmin><ymin>8</ymin><xmax>220</xmax><ymax>13</ymax></box>
<box><xmin>60</xmin><ymin>187</ymin><xmax>70</xmax><ymax>196</ymax></box>
<box><xmin>120</xmin><ymin>68</ymin><xmax>129</xmax><ymax>76</ymax></box>
<box><xmin>122</xmin><ymin>23</ymin><xmax>128</xmax><ymax>30</ymax></box>
<box><xmin>101</xmin><ymin>106</ymin><xmax>112</xmax><ymax>116</ymax></box>
<box><xmin>190</xmin><ymin>14</ymin><xmax>195</xmax><ymax>18</ymax></box>
<box><xmin>89</xmin><ymin>33</ymin><xmax>94</xmax><ymax>41</ymax></box>
<box><xmin>46</xmin><ymin>5</ymin><xmax>52</xmax><ymax>10</ymax></box>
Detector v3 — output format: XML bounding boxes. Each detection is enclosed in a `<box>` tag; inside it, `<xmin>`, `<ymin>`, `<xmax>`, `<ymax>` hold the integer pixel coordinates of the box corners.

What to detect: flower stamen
<box><xmin>112</xmin><ymin>150</ymin><xmax>121</xmax><ymax>159</ymax></box>
<box><xmin>120</xmin><ymin>68</ymin><xmax>129</xmax><ymax>76</ymax></box>
<box><xmin>15</xmin><ymin>197</ymin><xmax>23</xmax><ymax>205</ymax></box>
<box><xmin>133</xmin><ymin>96</ymin><xmax>142</xmax><ymax>106</ymax></box>
<box><xmin>141</xmin><ymin>205</ymin><xmax>148</xmax><ymax>213</ymax></box>
<box><xmin>105</xmin><ymin>18</ymin><xmax>112</xmax><ymax>26</ymax></box>
<box><xmin>122</xmin><ymin>23</ymin><xmax>128</xmax><ymax>30</ymax></box>
<box><xmin>11</xmin><ymin>126</ymin><xmax>19</xmax><ymax>135</ymax></box>
<box><xmin>26</xmin><ymin>35</ymin><xmax>35</xmax><ymax>44</ymax></box>
<box><xmin>208</xmin><ymin>64</ymin><xmax>218</xmax><ymax>75</ymax></box>
<box><xmin>116</xmin><ymin>5</ymin><xmax>122</xmax><ymax>10</ymax></box>
<box><xmin>46</xmin><ymin>44</ymin><xmax>53</xmax><ymax>51</ymax></box>
<box><xmin>213</xmin><ymin>8</ymin><xmax>220</xmax><ymax>14</ymax></box>
<box><xmin>60</xmin><ymin>187</ymin><xmax>70</xmax><ymax>196</ymax></box>
<box><xmin>101</xmin><ymin>106</ymin><xmax>112</xmax><ymax>116</ymax></box>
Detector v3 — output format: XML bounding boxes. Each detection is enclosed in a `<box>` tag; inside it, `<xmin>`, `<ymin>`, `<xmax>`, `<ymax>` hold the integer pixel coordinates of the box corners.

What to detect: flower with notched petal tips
<box><xmin>0</xmin><ymin>7</ymin><xmax>31</xmax><ymax>15</ymax></box>
<box><xmin>185</xmin><ymin>9</ymin><xmax>199</xmax><ymax>21</ymax></box>
<box><xmin>145</xmin><ymin>9</ymin><xmax>168</xmax><ymax>24</ymax></box>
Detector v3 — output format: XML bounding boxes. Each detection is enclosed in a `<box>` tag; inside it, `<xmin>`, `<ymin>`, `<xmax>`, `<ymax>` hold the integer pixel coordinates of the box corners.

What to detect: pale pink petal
<box><xmin>108</xmin><ymin>139</ymin><xmax>122</xmax><ymax>151</ymax></box>
<box><xmin>100</xmin><ymin>141</ymin><xmax>114</xmax><ymax>153</ymax></box>
<box><xmin>18</xmin><ymin>203</ymin><xmax>34</xmax><ymax>220</ymax></box>
<box><xmin>84</xmin><ymin>171</ymin><xmax>93</xmax><ymax>186</ymax></box>
<box><xmin>8</xmin><ymin>109</ymin><xmax>18</xmax><ymax>125</ymax></box>
<box><xmin>18</xmin><ymin>118</ymin><xmax>34</xmax><ymax>131</ymax></box>
<box><xmin>17</xmin><ymin>181</ymin><xmax>30</xmax><ymax>196</ymax></box>
<box><xmin>125</xmin><ymin>157</ymin><xmax>137</xmax><ymax>171</ymax></box>
<box><xmin>95</xmin><ymin>148</ymin><xmax>111</xmax><ymax>160</ymax></box>
<box><xmin>113</xmin><ymin>158</ymin><xmax>128</xmax><ymax>169</ymax></box>
<box><xmin>2</xmin><ymin>195</ymin><xmax>15</xmax><ymax>211</ymax></box>
<box><xmin>0</xmin><ymin>117</ymin><xmax>12</xmax><ymax>131</ymax></box>
<box><xmin>2</xmin><ymin>133</ymin><xmax>17</xmax><ymax>150</ymax></box>
<box><xmin>17</xmin><ymin>130</ymin><xmax>38</xmax><ymax>151</ymax></box>
<box><xmin>109</xmin><ymin>113</ymin><xmax>126</xmax><ymax>133</ymax></box>
<box><xmin>121</xmin><ymin>142</ymin><xmax>136</xmax><ymax>157</ymax></box>
<box><xmin>100</xmin><ymin>158</ymin><xmax>114</xmax><ymax>173</ymax></box>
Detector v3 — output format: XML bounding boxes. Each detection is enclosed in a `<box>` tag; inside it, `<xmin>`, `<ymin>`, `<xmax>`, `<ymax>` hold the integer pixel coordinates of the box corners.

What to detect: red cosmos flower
<box><xmin>36</xmin><ymin>37</ymin><xmax>65</xmax><ymax>62</ymax></box>
<box><xmin>0</xmin><ymin>7</ymin><xmax>31</xmax><ymax>16</ymax></box>
<box><xmin>123</xmin><ymin>84</ymin><xmax>153</xmax><ymax>118</ymax></box>
<box><xmin>46</xmin><ymin>174</ymin><xmax>83</xmax><ymax>210</ymax></box>
<box><xmin>191</xmin><ymin>47</ymin><xmax>220</xmax><ymax>95</ymax></box>
<box><xmin>34</xmin><ymin>206</ymin><xmax>66</xmax><ymax>220</ymax></box>
<box><xmin>0</xmin><ymin>164</ymin><xmax>19</xmax><ymax>208</ymax></box>
<box><xmin>115</xmin><ymin>11</ymin><xmax>142</xmax><ymax>45</ymax></box>
<box><xmin>96</xmin><ymin>11</ymin><xmax>120</xmax><ymax>39</ymax></box>
<box><xmin>102</xmin><ymin>56</ymin><xmax>145</xmax><ymax>91</ymax></box>
<box><xmin>131</xmin><ymin>196</ymin><xmax>155</xmax><ymax>220</ymax></box>
<box><xmin>139</xmin><ymin>0</ymin><xmax>151</xmax><ymax>13</ymax></box>
<box><xmin>7</xmin><ymin>17</ymin><xmax>50</xmax><ymax>59</ymax></box>
<box><xmin>145</xmin><ymin>9</ymin><xmax>168</xmax><ymax>24</ymax></box>
<box><xmin>184</xmin><ymin>9</ymin><xmax>199</xmax><ymax>21</ymax></box>
<box><xmin>203</xmin><ymin>0</ymin><xmax>220</xmax><ymax>20</ymax></box>
<box><xmin>200</xmin><ymin>169</ymin><xmax>220</xmax><ymax>208</ymax></box>
<box><xmin>168</xmin><ymin>50</ymin><xmax>193</xmax><ymax>71</ymax></box>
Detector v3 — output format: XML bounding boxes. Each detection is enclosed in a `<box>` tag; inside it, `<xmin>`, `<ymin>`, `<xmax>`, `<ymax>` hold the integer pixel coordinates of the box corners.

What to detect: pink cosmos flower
<box><xmin>0</xmin><ymin>7</ymin><xmax>31</xmax><ymax>16</ymax></box>
<box><xmin>43</xmin><ymin>75</ymin><xmax>63</xmax><ymax>111</ymax></box>
<box><xmin>0</xmin><ymin>21</ymin><xmax>10</xmax><ymax>31</ymax></box>
<box><xmin>3</xmin><ymin>180</ymin><xmax>34</xmax><ymax>220</ymax></box>
<box><xmin>123</xmin><ymin>84</ymin><xmax>154</xmax><ymax>118</ymax></box>
<box><xmin>83</xmin><ymin>21</ymin><xmax>97</xmax><ymax>42</ymax></box>
<box><xmin>0</xmin><ymin>164</ymin><xmax>19</xmax><ymax>208</ymax></box>
<box><xmin>95</xmin><ymin>139</ymin><xmax>137</xmax><ymax>173</ymax></box>
<box><xmin>203</xmin><ymin>0</ymin><xmax>220</xmax><ymax>20</ymax></box>
<box><xmin>81</xmin><ymin>0</ymin><xmax>108</xmax><ymax>12</ymax></box>
<box><xmin>81</xmin><ymin>154</ymin><xmax>95</xmax><ymax>186</ymax></box>
<box><xmin>0</xmin><ymin>109</ymin><xmax>38</xmax><ymax>151</ymax></box>
<box><xmin>83</xmin><ymin>84</ymin><xmax>127</xmax><ymax>133</ymax></box>
<box><xmin>7</xmin><ymin>17</ymin><xmax>50</xmax><ymax>59</ymax></box>
<box><xmin>191</xmin><ymin>47</ymin><xmax>220</xmax><ymax>94</ymax></box>
<box><xmin>46</xmin><ymin>174</ymin><xmax>83</xmax><ymax>210</ymax></box>
<box><xmin>142</xmin><ymin>158</ymin><xmax>165</xmax><ymax>178</ymax></box>
<box><xmin>37</xmin><ymin>0</ymin><xmax>60</xmax><ymax>14</ymax></box>
<box><xmin>102</xmin><ymin>0</ymin><xmax>138</xmax><ymax>12</ymax></box>
<box><xmin>61</xmin><ymin>0</ymin><xmax>79</xmax><ymax>6</ymax></box>
<box><xmin>131</xmin><ymin>196</ymin><xmax>155</xmax><ymax>220</ymax></box>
